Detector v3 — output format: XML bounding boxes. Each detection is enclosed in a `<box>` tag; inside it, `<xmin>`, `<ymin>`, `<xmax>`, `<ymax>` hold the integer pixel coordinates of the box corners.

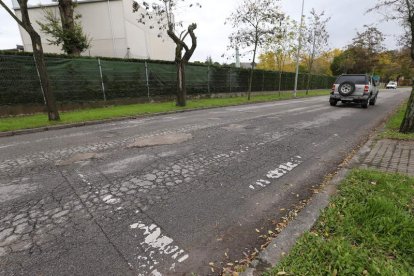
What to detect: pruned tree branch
<box><xmin>133</xmin><ymin>0</ymin><xmax>200</xmax><ymax>107</ymax></box>
<box><xmin>182</xmin><ymin>23</ymin><xmax>197</xmax><ymax>61</ymax></box>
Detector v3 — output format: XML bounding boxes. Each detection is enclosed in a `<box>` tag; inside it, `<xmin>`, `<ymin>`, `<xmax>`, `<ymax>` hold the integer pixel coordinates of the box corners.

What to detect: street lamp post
<box><xmin>293</xmin><ymin>0</ymin><xmax>305</xmax><ymax>97</ymax></box>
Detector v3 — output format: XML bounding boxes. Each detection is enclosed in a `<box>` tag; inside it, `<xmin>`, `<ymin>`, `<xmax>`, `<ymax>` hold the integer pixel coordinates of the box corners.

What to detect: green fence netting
<box><xmin>0</xmin><ymin>54</ymin><xmax>336</xmax><ymax>105</ymax></box>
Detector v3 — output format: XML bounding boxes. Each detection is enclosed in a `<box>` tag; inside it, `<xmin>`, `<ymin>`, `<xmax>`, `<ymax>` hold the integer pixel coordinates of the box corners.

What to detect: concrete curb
<box><xmin>241</xmin><ymin>170</ymin><xmax>348</xmax><ymax>276</ymax></box>
<box><xmin>241</xmin><ymin>140</ymin><xmax>373</xmax><ymax>276</ymax></box>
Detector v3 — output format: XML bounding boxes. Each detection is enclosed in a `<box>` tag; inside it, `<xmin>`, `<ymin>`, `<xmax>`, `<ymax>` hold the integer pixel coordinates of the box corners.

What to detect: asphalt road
<box><xmin>0</xmin><ymin>89</ymin><xmax>410</xmax><ymax>275</ymax></box>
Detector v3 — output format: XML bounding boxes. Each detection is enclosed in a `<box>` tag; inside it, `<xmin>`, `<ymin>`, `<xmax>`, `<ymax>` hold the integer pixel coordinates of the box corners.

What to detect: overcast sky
<box><xmin>0</xmin><ymin>0</ymin><xmax>405</xmax><ymax>63</ymax></box>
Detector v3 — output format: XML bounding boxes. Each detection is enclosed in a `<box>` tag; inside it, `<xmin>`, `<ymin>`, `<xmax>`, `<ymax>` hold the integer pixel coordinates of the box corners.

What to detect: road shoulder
<box><xmin>241</xmin><ymin>139</ymin><xmax>375</xmax><ymax>275</ymax></box>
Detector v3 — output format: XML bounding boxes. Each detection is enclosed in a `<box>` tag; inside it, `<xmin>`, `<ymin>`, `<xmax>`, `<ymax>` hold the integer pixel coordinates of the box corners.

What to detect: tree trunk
<box><xmin>31</xmin><ymin>33</ymin><xmax>60</xmax><ymax>121</ymax></box>
<box><xmin>167</xmin><ymin>24</ymin><xmax>197</xmax><ymax>107</ymax></box>
<box><xmin>248</xmin><ymin>40</ymin><xmax>258</xmax><ymax>101</ymax></box>
<box><xmin>306</xmin><ymin>72</ymin><xmax>312</xmax><ymax>95</ymax></box>
<box><xmin>278</xmin><ymin>57</ymin><xmax>285</xmax><ymax>95</ymax></box>
<box><xmin>248</xmin><ymin>67</ymin><xmax>254</xmax><ymax>101</ymax></box>
<box><xmin>278</xmin><ymin>71</ymin><xmax>282</xmax><ymax>97</ymax></box>
<box><xmin>4</xmin><ymin>0</ymin><xmax>61</xmax><ymax>121</ymax></box>
<box><xmin>58</xmin><ymin>0</ymin><xmax>81</xmax><ymax>56</ymax></box>
<box><xmin>399</xmin><ymin>12</ymin><xmax>414</xmax><ymax>133</ymax></box>
<box><xmin>176</xmin><ymin>61</ymin><xmax>186</xmax><ymax>107</ymax></box>
<box><xmin>400</xmin><ymin>85</ymin><xmax>414</xmax><ymax>133</ymax></box>
<box><xmin>306</xmin><ymin>32</ymin><xmax>317</xmax><ymax>95</ymax></box>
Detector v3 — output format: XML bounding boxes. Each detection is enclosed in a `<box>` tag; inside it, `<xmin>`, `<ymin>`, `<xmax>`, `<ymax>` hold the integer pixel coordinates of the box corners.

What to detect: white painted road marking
<box><xmin>130</xmin><ymin>222</ymin><xmax>189</xmax><ymax>274</ymax></box>
<box><xmin>102</xmin><ymin>195</ymin><xmax>121</xmax><ymax>205</ymax></box>
<box><xmin>250</xmin><ymin>156</ymin><xmax>303</xmax><ymax>190</ymax></box>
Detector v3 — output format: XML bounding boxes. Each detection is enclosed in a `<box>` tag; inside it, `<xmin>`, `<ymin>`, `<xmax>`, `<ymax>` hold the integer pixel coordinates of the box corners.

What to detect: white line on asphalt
<box><xmin>250</xmin><ymin>156</ymin><xmax>303</xmax><ymax>190</ymax></box>
<box><xmin>102</xmin><ymin>195</ymin><xmax>121</xmax><ymax>205</ymax></box>
<box><xmin>130</xmin><ymin>221</ymin><xmax>189</xmax><ymax>274</ymax></box>
<box><xmin>78</xmin><ymin>173</ymin><xmax>92</xmax><ymax>186</ymax></box>
<box><xmin>78</xmin><ymin>173</ymin><xmax>122</xmax><ymax>204</ymax></box>
<box><xmin>151</xmin><ymin>270</ymin><xmax>162</xmax><ymax>276</ymax></box>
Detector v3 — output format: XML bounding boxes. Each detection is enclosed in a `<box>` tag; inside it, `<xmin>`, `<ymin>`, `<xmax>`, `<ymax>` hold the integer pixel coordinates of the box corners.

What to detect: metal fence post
<box><xmin>274</xmin><ymin>72</ymin><xmax>278</xmax><ymax>92</ymax></box>
<box><xmin>145</xmin><ymin>61</ymin><xmax>151</xmax><ymax>102</ymax></box>
<box><xmin>229</xmin><ymin>69</ymin><xmax>232</xmax><ymax>93</ymax></box>
<box><xmin>207</xmin><ymin>65</ymin><xmax>211</xmax><ymax>95</ymax></box>
<box><xmin>97</xmin><ymin>58</ymin><xmax>106</xmax><ymax>101</ymax></box>
<box><xmin>262</xmin><ymin>71</ymin><xmax>265</xmax><ymax>91</ymax></box>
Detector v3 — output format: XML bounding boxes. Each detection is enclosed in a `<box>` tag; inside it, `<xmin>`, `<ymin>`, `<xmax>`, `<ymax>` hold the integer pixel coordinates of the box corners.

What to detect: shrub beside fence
<box><xmin>0</xmin><ymin>54</ymin><xmax>336</xmax><ymax>106</ymax></box>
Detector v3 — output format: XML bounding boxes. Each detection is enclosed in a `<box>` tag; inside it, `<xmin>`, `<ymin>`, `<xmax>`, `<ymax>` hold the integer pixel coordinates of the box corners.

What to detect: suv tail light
<box><xmin>364</xmin><ymin>85</ymin><xmax>369</xmax><ymax>93</ymax></box>
<box><xmin>331</xmin><ymin>85</ymin><xmax>335</xmax><ymax>94</ymax></box>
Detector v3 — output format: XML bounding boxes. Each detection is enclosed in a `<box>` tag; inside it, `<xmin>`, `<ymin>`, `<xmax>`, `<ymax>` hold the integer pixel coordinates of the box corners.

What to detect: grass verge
<box><xmin>0</xmin><ymin>90</ymin><xmax>329</xmax><ymax>132</ymax></box>
<box><xmin>267</xmin><ymin>169</ymin><xmax>414</xmax><ymax>276</ymax></box>
<box><xmin>379</xmin><ymin>101</ymin><xmax>414</xmax><ymax>140</ymax></box>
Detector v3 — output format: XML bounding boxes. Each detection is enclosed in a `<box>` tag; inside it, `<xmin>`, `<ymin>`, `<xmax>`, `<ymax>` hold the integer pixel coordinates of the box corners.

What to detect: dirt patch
<box><xmin>101</xmin><ymin>154</ymin><xmax>155</xmax><ymax>174</ymax></box>
<box><xmin>56</xmin><ymin>152</ymin><xmax>100</xmax><ymax>166</ymax></box>
<box><xmin>128</xmin><ymin>133</ymin><xmax>192</xmax><ymax>148</ymax></box>
<box><xmin>222</xmin><ymin>124</ymin><xmax>246</xmax><ymax>131</ymax></box>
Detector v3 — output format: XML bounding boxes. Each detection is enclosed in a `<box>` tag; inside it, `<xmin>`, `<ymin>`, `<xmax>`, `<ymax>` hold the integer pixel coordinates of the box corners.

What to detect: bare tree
<box><xmin>302</xmin><ymin>9</ymin><xmax>330</xmax><ymax>95</ymax></box>
<box><xmin>265</xmin><ymin>17</ymin><xmax>297</xmax><ymax>95</ymax></box>
<box><xmin>0</xmin><ymin>0</ymin><xmax>60</xmax><ymax>121</ymax></box>
<box><xmin>38</xmin><ymin>0</ymin><xmax>90</xmax><ymax>56</ymax></box>
<box><xmin>226</xmin><ymin>0</ymin><xmax>284</xmax><ymax>100</ymax></box>
<box><xmin>369</xmin><ymin>0</ymin><xmax>414</xmax><ymax>133</ymax></box>
<box><xmin>133</xmin><ymin>0</ymin><xmax>200</xmax><ymax>107</ymax></box>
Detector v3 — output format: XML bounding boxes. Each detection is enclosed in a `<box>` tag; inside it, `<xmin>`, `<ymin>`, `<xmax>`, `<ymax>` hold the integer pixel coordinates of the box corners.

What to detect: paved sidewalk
<box><xmin>361</xmin><ymin>139</ymin><xmax>414</xmax><ymax>176</ymax></box>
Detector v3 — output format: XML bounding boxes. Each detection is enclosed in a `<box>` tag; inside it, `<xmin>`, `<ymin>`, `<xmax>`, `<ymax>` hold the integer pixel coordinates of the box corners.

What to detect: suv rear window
<box><xmin>335</xmin><ymin>75</ymin><xmax>367</xmax><ymax>85</ymax></box>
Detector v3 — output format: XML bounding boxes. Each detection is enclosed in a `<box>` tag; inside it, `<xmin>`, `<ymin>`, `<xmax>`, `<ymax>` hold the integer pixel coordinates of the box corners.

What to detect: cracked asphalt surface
<box><xmin>0</xmin><ymin>89</ymin><xmax>410</xmax><ymax>275</ymax></box>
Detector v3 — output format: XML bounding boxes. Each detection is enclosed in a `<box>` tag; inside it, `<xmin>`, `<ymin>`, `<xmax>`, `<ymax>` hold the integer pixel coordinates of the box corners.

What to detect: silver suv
<box><xmin>329</xmin><ymin>74</ymin><xmax>379</xmax><ymax>108</ymax></box>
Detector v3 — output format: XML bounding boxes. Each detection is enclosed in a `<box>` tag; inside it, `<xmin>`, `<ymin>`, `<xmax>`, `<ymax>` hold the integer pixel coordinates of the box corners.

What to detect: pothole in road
<box><xmin>128</xmin><ymin>133</ymin><xmax>193</xmax><ymax>148</ymax></box>
<box><xmin>56</xmin><ymin>152</ymin><xmax>100</xmax><ymax>166</ymax></box>
<box><xmin>222</xmin><ymin>124</ymin><xmax>246</xmax><ymax>131</ymax></box>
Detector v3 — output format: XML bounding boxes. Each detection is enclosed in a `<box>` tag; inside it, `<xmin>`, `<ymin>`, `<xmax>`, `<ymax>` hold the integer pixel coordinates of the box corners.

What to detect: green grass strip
<box><xmin>268</xmin><ymin>169</ymin><xmax>414</xmax><ymax>276</ymax></box>
<box><xmin>379</xmin><ymin>101</ymin><xmax>414</xmax><ymax>140</ymax></box>
<box><xmin>0</xmin><ymin>90</ymin><xmax>329</xmax><ymax>132</ymax></box>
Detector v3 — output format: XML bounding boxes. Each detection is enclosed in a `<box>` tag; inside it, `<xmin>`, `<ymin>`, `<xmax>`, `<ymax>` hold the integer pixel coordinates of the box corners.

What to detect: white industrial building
<box><xmin>12</xmin><ymin>0</ymin><xmax>175</xmax><ymax>60</ymax></box>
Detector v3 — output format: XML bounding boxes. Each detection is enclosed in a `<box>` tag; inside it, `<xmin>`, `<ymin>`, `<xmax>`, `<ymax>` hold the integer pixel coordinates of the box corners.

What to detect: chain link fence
<box><xmin>0</xmin><ymin>54</ymin><xmax>336</xmax><ymax>106</ymax></box>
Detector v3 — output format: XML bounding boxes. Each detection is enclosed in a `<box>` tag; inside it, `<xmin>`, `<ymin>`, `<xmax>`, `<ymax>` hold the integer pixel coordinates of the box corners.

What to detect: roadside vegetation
<box><xmin>380</xmin><ymin>102</ymin><xmax>414</xmax><ymax>140</ymax></box>
<box><xmin>266</xmin><ymin>94</ymin><xmax>414</xmax><ymax>275</ymax></box>
<box><xmin>0</xmin><ymin>90</ymin><xmax>329</xmax><ymax>132</ymax></box>
<box><xmin>267</xmin><ymin>169</ymin><xmax>414</xmax><ymax>276</ymax></box>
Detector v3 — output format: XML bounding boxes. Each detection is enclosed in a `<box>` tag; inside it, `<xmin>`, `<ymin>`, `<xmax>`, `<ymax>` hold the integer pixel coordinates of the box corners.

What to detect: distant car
<box><xmin>386</xmin><ymin>81</ymin><xmax>398</xmax><ymax>89</ymax></box>
<box><xmin>330</xmin><ymin>74</ymin><xmax>379</xmax><ymax>108</ymax></box>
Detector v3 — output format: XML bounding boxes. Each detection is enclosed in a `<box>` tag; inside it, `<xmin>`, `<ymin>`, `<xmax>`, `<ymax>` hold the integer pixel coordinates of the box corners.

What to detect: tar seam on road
<box><xmin>56</xmin><ymin>168</ymin><xmax>135</xmax><ymax>272</ymax></box>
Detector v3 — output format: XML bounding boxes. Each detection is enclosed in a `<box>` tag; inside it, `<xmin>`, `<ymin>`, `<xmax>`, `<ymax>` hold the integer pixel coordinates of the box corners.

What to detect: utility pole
<box><xmin>293</xmin><ymin>0</ymin><xmax>305</xmax><ymax>97</ymax></box>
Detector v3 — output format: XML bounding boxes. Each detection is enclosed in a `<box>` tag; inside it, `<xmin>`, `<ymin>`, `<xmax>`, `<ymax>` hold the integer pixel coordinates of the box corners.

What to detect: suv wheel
<box><xmin>329</xmin><ymin>99</ymin><xmax>337</xmax><ymax>106</ymax></box>
<box><xmin>361</xmin><ymin>100</ymin><xmax>369</xmax><ymax>109</ymax></box>
<box><xmin>369</xmin><ymin>95</ymin><xmax>377</xmax><ymax>106</ymax></box>
<box><xmin>338</xmin><ymin>81</ymin><xmax>356</xmax><ymax>96</ymax></box>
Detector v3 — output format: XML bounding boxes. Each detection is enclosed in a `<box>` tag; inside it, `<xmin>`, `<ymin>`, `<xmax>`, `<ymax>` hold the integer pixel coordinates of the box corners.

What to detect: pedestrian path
<box><xmin>361</xmin><ymin>139</ymin><xmax>414</xmax><ymax>176</ymax></box>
